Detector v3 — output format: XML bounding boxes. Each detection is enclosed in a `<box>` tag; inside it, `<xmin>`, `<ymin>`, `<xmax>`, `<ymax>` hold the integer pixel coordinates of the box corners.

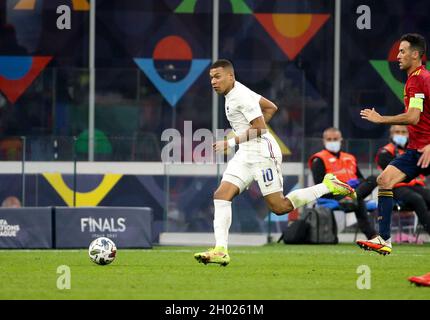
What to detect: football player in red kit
<box><xmin>358</xmin><ymin>33</ymin><xmax>430</xmax><ymax>255</ymax></box>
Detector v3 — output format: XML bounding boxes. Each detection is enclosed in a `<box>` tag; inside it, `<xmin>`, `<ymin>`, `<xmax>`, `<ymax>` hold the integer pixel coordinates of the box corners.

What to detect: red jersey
<box><xmin>404</xmin><ymin>65</ymin><xmax>430</xmax><ymax>149</ymax></box>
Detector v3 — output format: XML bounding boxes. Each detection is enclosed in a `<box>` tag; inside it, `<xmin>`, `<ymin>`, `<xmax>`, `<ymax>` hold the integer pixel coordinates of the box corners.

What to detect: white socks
<box><xmin>285</xmin><ymin>183</ymin><xmax>330</xmax><ymax>209</ymax></box>
<box><xmin>213</xmin><ymin>199</ymin><xmax>232</xmax><ymax>249</ymax></box>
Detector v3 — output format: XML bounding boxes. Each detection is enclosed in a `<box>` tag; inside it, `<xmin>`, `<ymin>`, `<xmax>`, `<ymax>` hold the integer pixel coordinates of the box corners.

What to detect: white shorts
<box><xmin>222</xmin><ymin>154</ymin><xmax>283</xmax><ymax>196</ymax></box>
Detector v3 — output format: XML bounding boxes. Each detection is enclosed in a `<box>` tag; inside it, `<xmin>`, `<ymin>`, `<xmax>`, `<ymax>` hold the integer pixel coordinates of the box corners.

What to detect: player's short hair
<box><xmin>210</xmin><ymin>59</ymin><xmax>234</xmax><ymax>72</ymax></box>
<box><xmin>400</xmin><ymin>33</ymin><xmax>427</xmax><ymax>58</ymax></box>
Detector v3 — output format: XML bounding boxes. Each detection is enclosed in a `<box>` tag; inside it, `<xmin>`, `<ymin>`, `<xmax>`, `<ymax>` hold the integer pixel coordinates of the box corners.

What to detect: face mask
<box><xmin>392</xmin><ymin>134</ymin><xmax>408</xmax><ymax>148</ymax></box>
<box><xmin>325</xmin><ymin>141</ymin><xmax>341</xmax><ymax>153</ymax></box>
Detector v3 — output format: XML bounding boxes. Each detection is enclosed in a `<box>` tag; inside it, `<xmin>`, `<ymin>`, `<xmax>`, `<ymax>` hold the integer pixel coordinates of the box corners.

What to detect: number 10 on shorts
<box><xmin>261</xmin><ymin>168</ymin><xmax>273</xmax><ymax>183</ymax></box>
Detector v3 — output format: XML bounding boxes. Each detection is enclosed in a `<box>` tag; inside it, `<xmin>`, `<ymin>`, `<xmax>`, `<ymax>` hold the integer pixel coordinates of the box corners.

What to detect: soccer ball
<box><xmin>88</xmin><ymin>237</ymin><xmax>117</xmax><ymax>265</ymax></box>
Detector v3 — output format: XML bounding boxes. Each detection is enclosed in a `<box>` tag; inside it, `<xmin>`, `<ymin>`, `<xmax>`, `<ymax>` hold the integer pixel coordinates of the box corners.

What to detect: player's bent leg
<box><xmin>264</xmin><ymin>178</ymin><xmax>349</xmax><ymax>213</ymax></box>
<box><xmin>264</xmin><ymin>191</ymin><xmax>294</xmax><ymax>215</ymax></box>
<box><xmin>376</xmin><ymin>165</ymin><xmax>407</xmax><ymax>189</ymax></box>
<box><xmin>356</xmin><ymin>165</ymin><xmax>406</xmax><ymax>255</ymax></box>
<box><xmin>284</xmin><ymin>181</ymin><xmax>338</xmax><ymax>209</ymax></box>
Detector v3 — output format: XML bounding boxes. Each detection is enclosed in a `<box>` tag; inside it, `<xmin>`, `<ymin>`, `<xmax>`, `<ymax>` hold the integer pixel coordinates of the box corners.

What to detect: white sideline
<box><xmin>0</xmin><ymin>161</ymin><xmax>303</xmax><ymax>175</ymax></box>
<box><xmin>159</xmin><ymin>232</ymin><xmax>269</xmax><ymax>246</ymax></box>
<box><xmin>158</xmin><ymin>232</ymin><xmax>375</xmax><ymax>246</ymax></box>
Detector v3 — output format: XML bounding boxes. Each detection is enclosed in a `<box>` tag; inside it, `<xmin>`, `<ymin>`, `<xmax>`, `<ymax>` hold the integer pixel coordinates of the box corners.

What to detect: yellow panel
<box><xmin>43</xmin><ymin>173</ymin><xmax>122</xmax><ymax>207</ymax></box>
<box><xmin>14</xmin><ymin>0</ymin><xmax>36</xmax><ymax>10</ymax></box>
<box><xmin>267</xmin><ymin>125</ymin><xmax>291</xmax><ymax>156</ymax></box>
<box><xmin>72</xmin><ymin>0</ymin><xmax>90</xmax><ymax>11</ymax></box>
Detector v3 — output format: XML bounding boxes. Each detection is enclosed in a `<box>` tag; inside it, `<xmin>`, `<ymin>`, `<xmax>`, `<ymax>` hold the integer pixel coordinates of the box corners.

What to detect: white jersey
<box><xmin>224</xmin><ymin>81</ymin><xmax>281</xmax><ymax>162</ymax></box>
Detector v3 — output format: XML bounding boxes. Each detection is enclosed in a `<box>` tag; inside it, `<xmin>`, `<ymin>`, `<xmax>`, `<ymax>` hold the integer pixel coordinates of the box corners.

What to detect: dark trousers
<box><xmin>337</xmin><ymin>176</ymin><xmax>378</xmax><ymax>239</ymax></box>
<box><xmin>393</xmin><ymin>185</ymin><xmax>430</xmax><ymax>235</ymax></box>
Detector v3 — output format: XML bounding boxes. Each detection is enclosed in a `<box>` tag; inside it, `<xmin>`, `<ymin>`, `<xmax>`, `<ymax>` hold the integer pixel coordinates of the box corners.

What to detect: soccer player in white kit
<box><xmin>194</xmin><ymin>60</ymin><xmax>356</xmax><ymax>266</ymax></box>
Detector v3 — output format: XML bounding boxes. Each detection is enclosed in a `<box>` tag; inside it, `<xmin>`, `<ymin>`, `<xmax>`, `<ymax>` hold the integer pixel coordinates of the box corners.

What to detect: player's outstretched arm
<box><xmin>259</xmin><ymin>97</ymin><xmax>278</xmax><ymax>123</ymax></box>
<box><xmin>360</xmin><ymin>107</ymin><xmax>420</xmax><ymax>125</ymax></box>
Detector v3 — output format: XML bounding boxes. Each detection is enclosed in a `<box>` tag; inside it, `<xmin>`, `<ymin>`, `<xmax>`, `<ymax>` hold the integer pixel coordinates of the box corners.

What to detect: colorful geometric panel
<box><xmin>0</xmin><ymin>56</ymin><xmax>53</xmax><ymax>104</ymax></box>
<box><xmin>254</xmin><ymin>14</ymin><xmax>330</xmax><ymax>60</ymax></box>
<box><xmin>42</xmin><ymin>173</ymin><xmax>122</xmax><ymax>207</ymax></box>
<box><xmin>134</xmin><ymin>35</ymin><xmax>210</xmax><ymax>107</ymax></box>
<box><xmin>134</xmin><ymin>58</ymin><xmax>210</xmax><ymax>107</ymax></box>
<box><xmin>175</xmin><ymin>0</ymin><xmax>252</xmax><ymax>14</ymax></box>
<box><xmin>14</xmin><ymin>0</ymin><xmax>89</xmax><ymax>10</ymax></box>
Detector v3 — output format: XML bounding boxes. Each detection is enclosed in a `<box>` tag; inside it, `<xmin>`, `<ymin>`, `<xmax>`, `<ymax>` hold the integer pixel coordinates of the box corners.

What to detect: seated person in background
<box><xmin>375</xmin><ymin>125</ymin><xmax>430</xmax><ymax>235</ymax></box>
<box><xmin>1</xmin><ymin>196</ymin><xmax>21</xmax><ymax>208</ymax></box>
<box><xmin>309</xmin><ymin>127</ymin><xmax>378</xmax><ymax>240</ymax></box>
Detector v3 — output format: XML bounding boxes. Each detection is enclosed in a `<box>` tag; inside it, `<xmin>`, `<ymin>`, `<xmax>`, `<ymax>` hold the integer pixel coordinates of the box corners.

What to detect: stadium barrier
<box><xmin>0</xmin><ymin>207</ymin><xmax>153</xmax><ymax>249</ymax></box>
<box><xmin>0</xmin><ymin>207</ymin><xmax>53</xmax><ymax>248</ymax></box>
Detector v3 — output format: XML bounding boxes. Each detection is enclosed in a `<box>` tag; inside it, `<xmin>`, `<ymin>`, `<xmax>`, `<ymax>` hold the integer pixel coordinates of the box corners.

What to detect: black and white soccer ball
<box><xmin>88</xmin><ymin>237</ymin><xmax>117</xmax><ymax>265</ymax></box>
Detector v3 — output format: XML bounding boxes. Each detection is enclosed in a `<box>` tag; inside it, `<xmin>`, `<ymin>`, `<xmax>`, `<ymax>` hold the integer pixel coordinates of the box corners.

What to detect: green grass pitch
<box><xmin>1</xmin><ymin>243</ymin><xmax>430</xmax><ymax>300</ymax></box>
